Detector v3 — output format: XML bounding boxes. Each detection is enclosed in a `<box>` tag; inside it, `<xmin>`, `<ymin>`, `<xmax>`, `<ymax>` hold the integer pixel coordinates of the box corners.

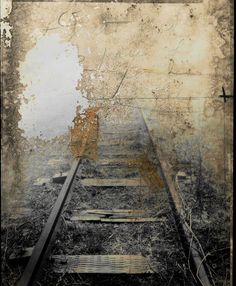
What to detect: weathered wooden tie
<box><xmin>80</xmin><ymin>209</ymin><xmax>146</xmax><ymax>215</ymax></box>
<box><xmin>33</xmin><ymin>178</ymin><xmax>51</xmax><ymax>186</ymax></box>
<box><xmin>9</xmin><ymin>247</ymin><xmax>34</xmax><ymax>261</ymax></box>
<box><xmin>97</xmin><ymin>139</ymin><xmax>136</xmax><ymax>146</ymax></box>
<box><xmin>96</xmin><ymin>158</ymin><xmax>135</xmax><ymax>166</ymax></box>
<box><xmin>52</xmin><ymin>172</ymin><xmax>68</xmax><ymax>184</ymax></box>
<box><xmin>69</xmin><ymin>209</ymin><xmax>163</xmax><ymax>222</ymax></box>
<box><xmin>70</xmin><ymin>216</ymin><xmax>162</xmax><ymax>222</ymax></box>
<box><xmin>10</xmin><ymin>250</ymin><xmax>154</xmax><ymax>274</ymax></box>
<box><xmin>51</xmin><ymin>255</ymin><xmax>153</xmax><ymax>274</ymax></box>
<box><xmin>80</xmin><ymin>178</ymin><xmax>147</xmax><ymax>187</ymax></box>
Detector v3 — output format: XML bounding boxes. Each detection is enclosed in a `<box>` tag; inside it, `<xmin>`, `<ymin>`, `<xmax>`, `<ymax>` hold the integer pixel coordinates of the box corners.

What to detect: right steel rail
<box><xmin>140</xmin><ymin>109</ymin><xmax>212</xmax><ymax>286</ymax></box>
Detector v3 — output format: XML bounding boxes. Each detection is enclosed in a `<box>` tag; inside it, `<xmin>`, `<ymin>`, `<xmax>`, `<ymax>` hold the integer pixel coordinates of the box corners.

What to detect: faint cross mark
<box><xmin>219</xmin><ymin>86</ymin><xmax>233</xmax><ymax>103</ymax></box>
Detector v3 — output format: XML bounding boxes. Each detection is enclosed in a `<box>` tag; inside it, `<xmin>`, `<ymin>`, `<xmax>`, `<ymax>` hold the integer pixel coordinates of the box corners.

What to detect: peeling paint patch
<box><xmin>69</xmin><ymin>107</ymin><xmax>99</xmax><ymax>159</ymax></box>
<box><xmin>18</xmin><ymin>33</ymin><xmax>88</xmax><ymax>139</ymax></box>
<box><xmin>1</xmin><ymin>0</ymin><xmax>13</xmax><ymax>47</ymax></box>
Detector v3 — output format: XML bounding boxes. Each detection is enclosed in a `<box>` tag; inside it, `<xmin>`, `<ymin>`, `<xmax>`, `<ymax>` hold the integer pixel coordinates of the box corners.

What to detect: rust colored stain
<box><xmin>69</xmin><ymin>107</ymin><xmax>99</xmax><ymax>160</ymax></box>
<box><xmin>127</xmin><ymin>155</ymin><xmax>164</xmax><ymax>191</ymax></box>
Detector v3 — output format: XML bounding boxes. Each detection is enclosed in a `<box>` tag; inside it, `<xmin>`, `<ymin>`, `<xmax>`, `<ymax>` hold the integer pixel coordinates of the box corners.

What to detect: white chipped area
<box><xmin>1</xmin><ymin>0</ymin><xmax>13</xmax><ymax>47</ymax></box>
<box><xmin>19</xmin><ymin>33</ymin><xmax>88</xmax><ymax>139</ymax></box>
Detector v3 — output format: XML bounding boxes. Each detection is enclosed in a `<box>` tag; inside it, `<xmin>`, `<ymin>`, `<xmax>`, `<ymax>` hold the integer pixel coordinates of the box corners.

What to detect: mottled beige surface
<box><xmin>1</xmin><ymin>1</ymin><xmax>233</xmax><ymax>208</ymax></box>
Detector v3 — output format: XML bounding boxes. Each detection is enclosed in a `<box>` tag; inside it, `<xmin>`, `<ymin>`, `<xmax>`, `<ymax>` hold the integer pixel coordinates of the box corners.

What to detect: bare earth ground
<box><xmin>37</xmin><ymin>155</ymin><xmax>195</xmax><ymax>286</ymax></box>
<box><xmin>1</xmin><ymin>121</ymin><xmax>231</xmax><ymax>286</ymax></box>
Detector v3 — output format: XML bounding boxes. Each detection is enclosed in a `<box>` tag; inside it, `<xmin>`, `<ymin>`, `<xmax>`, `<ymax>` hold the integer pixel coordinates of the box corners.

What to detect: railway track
<box><xmin>16</xmin><ymin>109</ymin><xmax>212</xmax><ymax>286</ymax></box>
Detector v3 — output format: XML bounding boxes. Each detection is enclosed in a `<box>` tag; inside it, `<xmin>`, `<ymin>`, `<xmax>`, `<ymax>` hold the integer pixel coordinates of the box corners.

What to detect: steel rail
<box><xmin>17</xmin><ymin>110</ymin><xmax>211</xmax><ymax>285</ymax></box>
<box><xmin>17</xmin><ymin>159</ymin><xmax>81</xmax><ymax>286</ymax></box>
<box><xmin>139</xmin><ymin>109</ymin><xmax>212</xmax><ymax>286</ymax></box>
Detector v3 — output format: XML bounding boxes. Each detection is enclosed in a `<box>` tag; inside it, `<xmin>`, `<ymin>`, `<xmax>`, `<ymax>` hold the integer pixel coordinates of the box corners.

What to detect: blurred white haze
<box><xmin>19</xmin><ymin>33</ymin><xmax>89</xmax><ymax>139</ymax></box>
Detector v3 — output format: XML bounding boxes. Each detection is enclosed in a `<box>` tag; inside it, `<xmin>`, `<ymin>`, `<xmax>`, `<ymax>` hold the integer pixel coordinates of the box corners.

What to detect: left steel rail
<box><xmin>17</xmin><ymin>159</ymin><xmax>81</xmax><ymax>286</ymax></box>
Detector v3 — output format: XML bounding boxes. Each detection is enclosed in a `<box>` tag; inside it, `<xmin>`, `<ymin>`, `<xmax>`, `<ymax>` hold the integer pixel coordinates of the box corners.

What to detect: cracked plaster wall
<box><xmin>1</xmin><ymin>0</ymin><xmax>233</xmax><ymax>210</ymax></box>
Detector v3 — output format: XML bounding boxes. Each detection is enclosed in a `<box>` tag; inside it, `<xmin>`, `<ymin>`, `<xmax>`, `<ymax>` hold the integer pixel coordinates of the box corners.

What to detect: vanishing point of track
<box><xmin>17</xmin><ymin>111</ymin><xmax>212</xmax><ymax>286</ymax></box>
